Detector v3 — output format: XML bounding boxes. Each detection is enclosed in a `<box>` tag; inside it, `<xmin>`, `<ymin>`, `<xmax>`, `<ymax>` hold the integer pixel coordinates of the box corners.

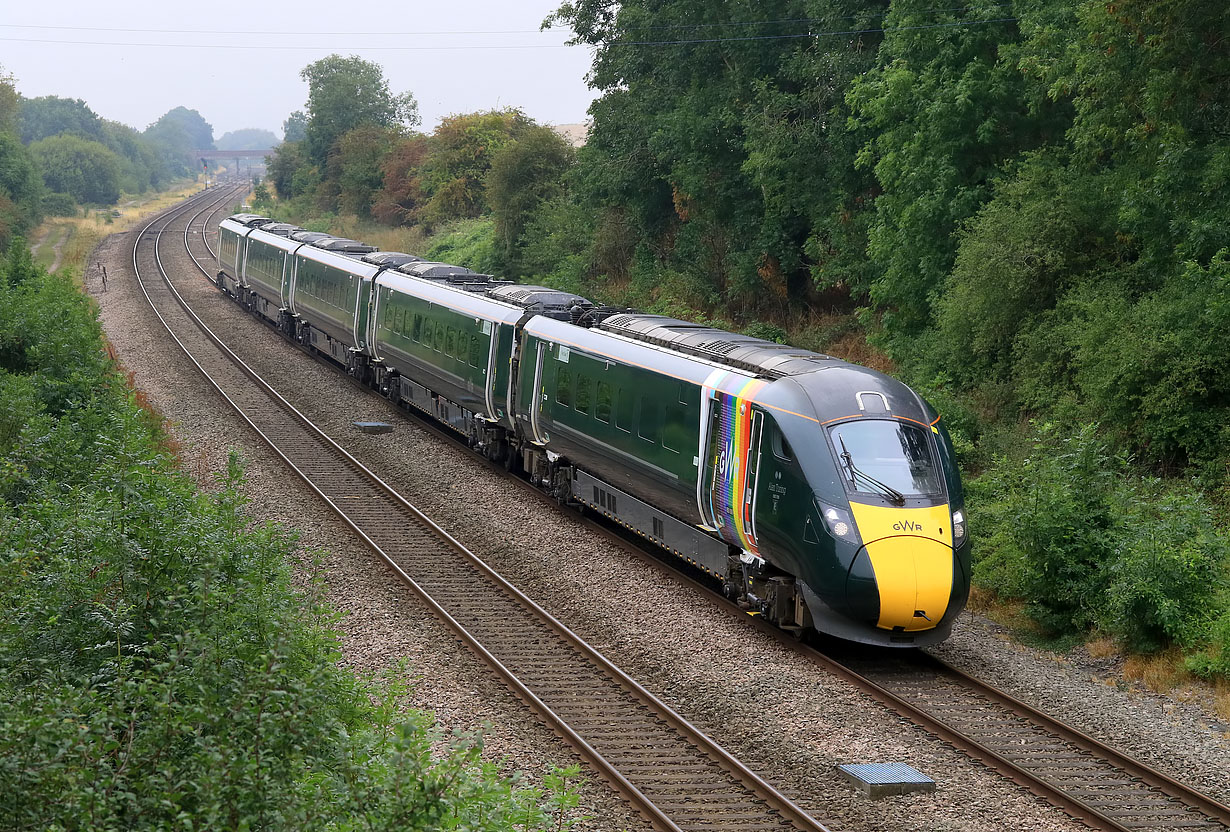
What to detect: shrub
<box><xmin>41</xmin><ymin>192</ymin><xmax>77</xmax><ymax>217</ymax></box>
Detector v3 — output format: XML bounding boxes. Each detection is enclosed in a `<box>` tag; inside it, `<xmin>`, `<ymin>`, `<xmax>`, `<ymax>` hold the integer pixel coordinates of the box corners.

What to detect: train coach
<box><xmin>218</xmin><ymin>214</ymin><xmax>970</xmax><ymax>646</ymax></box>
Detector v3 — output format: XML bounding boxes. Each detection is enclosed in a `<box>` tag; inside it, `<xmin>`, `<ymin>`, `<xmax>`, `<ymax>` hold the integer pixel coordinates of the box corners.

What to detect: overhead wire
<box><xmin>0</xmin><ymin>17</ymin><xmax>1020</xmax><ymax>52</ymax></box>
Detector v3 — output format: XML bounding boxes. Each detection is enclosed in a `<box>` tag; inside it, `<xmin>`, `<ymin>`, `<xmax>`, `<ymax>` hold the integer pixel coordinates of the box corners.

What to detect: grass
<box><xmin>25</xmin><ymin>178</ymin><xmax>217</xmax><ymax>282</ymax></box>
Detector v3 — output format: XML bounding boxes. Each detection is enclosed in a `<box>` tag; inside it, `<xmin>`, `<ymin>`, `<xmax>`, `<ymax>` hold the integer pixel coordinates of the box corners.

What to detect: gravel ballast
<box><xmin>89</xmin><ymin>206</ymin><xmax>1230</xmax><ymax>831</ymax></box>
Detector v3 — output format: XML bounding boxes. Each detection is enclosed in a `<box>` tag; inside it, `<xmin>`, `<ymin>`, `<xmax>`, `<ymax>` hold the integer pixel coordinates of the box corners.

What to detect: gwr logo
<box><xmin>893</xmin><ymin>520</ymin><xmax>924</xmax><ymax>533</ymax></box>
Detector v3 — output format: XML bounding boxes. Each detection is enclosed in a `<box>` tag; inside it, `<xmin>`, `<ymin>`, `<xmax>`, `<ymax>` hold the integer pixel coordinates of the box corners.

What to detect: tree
<box><xmin>371</xmin><ymin>136</ymin><xmax>430</xmax><ymax>225</ymax></box>
<box><xmin>418</xmin><ymin>109</ymin><xmax>532</xmax><ymax>226</ymax></box>
<box><xmin>329</xmin><ymin>126</ymin><xmax>399</xmax><ymax>217</ymax></box>
<box><xmin>149</xmin><ymin>106</ymin><xmax>214</xmax><ymax>151</ymax></box>
<box><xmin>0</xmin><ymin>65</ymin><xmax>17</xmax><ymax>134</ymax></box>
<box><xmin>0</xmin><ymin>132</ymin><xmax>43</xmax><ymax>244</ymax></box>
<box><xmin>29</xmin><ymin>135</ymin><xmax>121</xmax><ymax>204</ymax></box>
<box><xmin>216</xmin><ymin>128</ymin><xmax>279</xmax><ymax>151</ymax></box>
<box><xmin>17</xmin><ymin>96</ymin><xmax>106</xmax><ymax>145</ymax></box>
<box><xmin>266</xmin><ymin>141</ymin><xmax>310</xmax><ymax>200</ymax></box>
<box><xmin>283</xmin><ymin>110</ymin><xmax>308</xmax><ymax>143</ymax></box>
<box><xmin>487</xmin><ymin>125</ymin><xmax>575</xmax><ymax>273</ymax></box>
<box><xmin>300</xmin><ymin>55</ymin><xmax>418</xmax><ymax>166</ymax></box>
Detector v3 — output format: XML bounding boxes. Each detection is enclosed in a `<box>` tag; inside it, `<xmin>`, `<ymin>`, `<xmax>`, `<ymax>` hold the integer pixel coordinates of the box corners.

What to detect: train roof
<box><xmin>314</xmin><ymin>238</ymin><xmax>377</xmax><ymax>254</ymax></box>
<box><xmin>228</xmin><ymin>213</ymin><xmax>273</xmax><ymax>227</ymax></box>
<box><xmin>487</xmin><ymin>284</ymin><xmax>592</xmax><ymax>321</ymax></box>
<box><xmin>361</xmin><ymin>251</ymin><xmax>423</xmax><ymax>266</ymax></box>
<box><xmin>397</xmin><ymin>261</ymin><xmax>476</xmax><ymax>279</ymax></box>
<box><xmin>259</xmin><ymin>223</ymin><xmax>303</xmax><ymax>237</ymax></box>
<box><xmin>597</xmin><ymin>313</ymin><xmax>839</xmax><ymax>379</ymax></box>
<box><xmin>289</xmin><ymin>230</ymin><xmax>334</xmax><ymax>244</ymax></box>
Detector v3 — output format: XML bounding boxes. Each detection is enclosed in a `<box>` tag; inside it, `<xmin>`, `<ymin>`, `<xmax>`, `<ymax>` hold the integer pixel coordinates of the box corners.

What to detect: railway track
<box><xmin>132</xmin><ymin>191</ymin><xmax>833</xmax><ymax>832</ymax></box>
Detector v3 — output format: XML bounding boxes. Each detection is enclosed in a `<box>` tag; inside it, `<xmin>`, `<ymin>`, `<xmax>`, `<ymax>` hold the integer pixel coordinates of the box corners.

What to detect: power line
<box><xmin>0</xmin><ymin>7</ymin><xmax>1016</xmax><ymax>39</ymax></box>
<box><xmin>0</xmin><ymin>17</ymin><xmax>1019</xmax><ymax>52</ymax></box>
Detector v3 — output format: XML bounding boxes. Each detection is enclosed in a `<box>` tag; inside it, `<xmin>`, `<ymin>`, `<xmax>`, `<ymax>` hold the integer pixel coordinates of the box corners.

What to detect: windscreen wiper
<box><xmin>839</xmin><ymin>437</ymin><xmax>906</xmax><ymax>506</ymax></box>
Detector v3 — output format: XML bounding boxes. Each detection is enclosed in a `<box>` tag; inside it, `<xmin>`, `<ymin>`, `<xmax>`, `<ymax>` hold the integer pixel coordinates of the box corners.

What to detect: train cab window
<box><xmin>596</xmin><ymin>381</ymin><xmax>612</xmax><ymax>423</ymax></box>
<box><xmin>575</xmin><ymin>376</ymin><xmax>591</xmax><ymax>415</ymax></box>
<box><xmin>556</xmin><ymin>366</ymin><xmax>572</xmax><ymax>407</ymax></box>
<box><xmin>639</xmin><ymin>396</ymin><xmax>659</xmax><ymax>442</ymax></box>
<box><xmin>615</xmin><ymin>389</ymin><xmax>633</xmax><ymax>432</ymax></box>
<box><xmin>772</xmin><ymin>427</ymin><xmax>793</xmax><ymax>462</ymax></box>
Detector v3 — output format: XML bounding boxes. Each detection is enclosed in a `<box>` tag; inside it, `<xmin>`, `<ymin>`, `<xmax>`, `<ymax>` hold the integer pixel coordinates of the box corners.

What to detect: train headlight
<box><xmin>818</xmin><ymin>501</ymin><xmax>862</xmax><ymax>546</ymax></box>
<box><xmin>952</xmin><ymin>509</ymin><xmax>967</xmax><ymax>543</ymax></box>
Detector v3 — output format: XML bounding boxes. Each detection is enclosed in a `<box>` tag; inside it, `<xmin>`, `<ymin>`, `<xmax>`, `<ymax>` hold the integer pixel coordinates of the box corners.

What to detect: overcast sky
<box><xmin>1</xmin><ymin>0</ymin><xmax>600</xmax><ymax>140</ymax></box>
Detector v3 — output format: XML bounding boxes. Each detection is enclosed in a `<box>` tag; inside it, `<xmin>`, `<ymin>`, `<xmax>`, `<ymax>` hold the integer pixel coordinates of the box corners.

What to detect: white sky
<box><xmin>1</xmin><ymin>0</ymin><xmax>599</xmax><ymax>140</ymax></box>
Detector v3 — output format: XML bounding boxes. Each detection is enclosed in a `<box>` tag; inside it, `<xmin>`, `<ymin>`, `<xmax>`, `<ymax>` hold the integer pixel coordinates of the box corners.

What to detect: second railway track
<box><xmin>132</xmin><ymin>189</ymin><xmax>832</xmax><ymax>832</ymax></box>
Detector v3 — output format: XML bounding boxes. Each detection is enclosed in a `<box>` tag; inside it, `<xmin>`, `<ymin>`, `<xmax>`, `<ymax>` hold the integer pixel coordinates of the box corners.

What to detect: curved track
<box><xmin>131</xmin><ymin>192</ymin><xmax>832</xmax><ymax>832</ymax></box>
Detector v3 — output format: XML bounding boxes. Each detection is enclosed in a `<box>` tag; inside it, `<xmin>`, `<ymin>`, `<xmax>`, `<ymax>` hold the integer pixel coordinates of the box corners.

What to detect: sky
<box><xmin>1</xmin><ymin>0</ymin><xmax>600</xmax><ymax>141</ymax></box>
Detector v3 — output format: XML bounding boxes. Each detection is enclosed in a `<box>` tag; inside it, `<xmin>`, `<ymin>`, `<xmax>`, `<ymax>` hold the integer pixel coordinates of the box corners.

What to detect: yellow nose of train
<box><xmin>847</xmin><ymin>503</ymin><xmax>955</xmax><ymax>632</ymax></box>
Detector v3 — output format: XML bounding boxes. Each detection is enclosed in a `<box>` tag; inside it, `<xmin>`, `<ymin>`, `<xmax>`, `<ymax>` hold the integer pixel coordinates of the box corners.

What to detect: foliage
<box><xmin>0</xmin><ymin>131</ymin><xmax>43</xmax><ymax>245</ymax></box>
<box><xmin>968</xmin><ymin>423</ymin><xmax>1228</xmax><ymax>654</ymax></box>
<box><xmin>329</xmin><ymin>125</ymin><xmax>400</xmax><ymax>218</ymax></box>
<box><xmin>216</xmin><ymin>127</ymin><xmax>279</xmax><ymax>150</ymax></box>
<box><xmin>142</xmin><ymin>107</ymin><xmax>213</xmax><ymax>177</ymax></box>
<box><xmin>300</xmin><ymin>55</ymin><xmax>418</xmax><ymax>167</ymax></box>
<box><xmin>422</xmin><ymin>217</ymin><xmax>499</xmax><ymax>275</ymax></box>
<box><xmin>487</xmin><ymin>124</ymin><xmax>575</xmax><ymax>274</ymax></box>
<box><xmin>0</xmin><ymin>257</ymin><xmax>586</xmax><ymax>830</ymax></box>
<box><xmin>40</xmin><ymin>192</ymin><xmax>76</xmax><ymax>216</ymax></box>
<box><xmin>28</xmin><ymin>134</ymin><xmax>122</xmax><ymax>205</ymax></box>
<box><xmin>417</xmin><ymin>109</ymin><xmax>533</xmax><ymax>227</ymax></box>
<box><xmin>283</xmin><ymin>110</ymin><xmax>308</xmax><ymax>143</ymax></box>
<box><xmin>17</xmin><ymin>95</ymin><xmax>106</xmax><ymax>145</ymax></box>
<box><xmin>371</xmin><ymin>135</ymin><xmax>430</xmax><ymax>225</ymax></box>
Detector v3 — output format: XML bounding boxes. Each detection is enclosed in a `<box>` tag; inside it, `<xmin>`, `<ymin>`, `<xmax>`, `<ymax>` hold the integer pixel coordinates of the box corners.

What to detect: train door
<box><xmin>698</xmin><ymin>391</ymin><xmax>765</xmax><ymax>558</ymax></box>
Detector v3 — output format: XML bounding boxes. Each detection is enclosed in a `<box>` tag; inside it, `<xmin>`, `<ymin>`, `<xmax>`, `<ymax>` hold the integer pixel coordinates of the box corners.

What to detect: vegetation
<box><xmin>253</xmin><ymin>2</ymin><xmax>1230</xmax><ymax>678</ymax></box>
<box><xmin>0</xmin><ymin>248</ymin><xmax>585</xmax><ymax>828</ymax></box>
<box><xmin>216</xmin><ymin>127</ymin><xmax>279</xmax><ymax>150</ymax></box>
<box><xmin>0</xmin><ymin>66</ymin><xmax>215</xmax><ymax>245</ymax></box>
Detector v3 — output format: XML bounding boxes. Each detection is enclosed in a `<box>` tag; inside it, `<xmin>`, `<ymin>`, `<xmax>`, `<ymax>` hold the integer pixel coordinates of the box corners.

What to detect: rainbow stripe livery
<box><xmin>701</xmin><ymin>371</ymin><xmax>767</xmax><ymax>555</ymax></box>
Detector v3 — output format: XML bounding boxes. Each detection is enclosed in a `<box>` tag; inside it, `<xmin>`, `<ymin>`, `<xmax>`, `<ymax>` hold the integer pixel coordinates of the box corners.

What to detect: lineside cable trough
<box><xmin>837</xmin><ymin>763</ymin><xmax>936</xmax><ymax>798</ymax></box>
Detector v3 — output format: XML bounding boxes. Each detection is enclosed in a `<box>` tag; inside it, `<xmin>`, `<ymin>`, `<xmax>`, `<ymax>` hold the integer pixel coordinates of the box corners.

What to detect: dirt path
<box><xmin>48</xmin><ymin>225</ymin><xmax>71</xmax><ymax>272</ymax></box>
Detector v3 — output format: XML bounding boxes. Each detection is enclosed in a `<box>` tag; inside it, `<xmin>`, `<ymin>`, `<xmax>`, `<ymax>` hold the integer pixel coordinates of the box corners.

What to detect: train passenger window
<box><xmin>556</xmin><ymin>366</ymin><xmax>572</xmax><ymax>407</ymax></box>
<box><xmin>596</xmin><ymin>381</ymin><xmax>612</xmax><ymax>423</ymax></box>
<box><xmin>445</xmin><ymin>327</ymin><xmax>456</xmax><ymax>358</ymax></box>
<box><xmin>411</xmin><ymin>314</ymin><xmax>422</xmax><ymax>342</ymax></box>
<box><xmin>615</xmin><ymin>389</ymin><xmax>633</xmax><ymax>432</ymax></box>
<box><xmin>575</xmin><ymin>376</ymin><xmax>591</xmax><ymax>415</ymax></box>
<box><xmin>469</xmin><ymin>335</ymin><xmax>482</xmax><ymax>368</ymax></box>
<box><xmin>434</xmin><ymin>321</ymin><xmax>445</xmax><ymax>352</ymax></box>
<box><xmin>771</xmin><ymin>427</ymin><xmax>793</xmax><ymax>462</ymax></box>
<box><xmin>639</xmin><ymin>396</ymin><xmax>658</xmax><ymax>442</ymax></box>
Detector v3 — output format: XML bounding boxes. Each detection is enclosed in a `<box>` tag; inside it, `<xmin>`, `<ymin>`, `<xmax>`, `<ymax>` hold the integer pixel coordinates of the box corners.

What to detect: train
<box><xmin>217</xmin><ymin>213</ymin><xmax>970</xmax><ymax>646</ymax></box>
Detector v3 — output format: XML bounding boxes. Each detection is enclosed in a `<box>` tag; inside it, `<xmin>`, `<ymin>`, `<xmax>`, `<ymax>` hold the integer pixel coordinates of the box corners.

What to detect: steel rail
<box><xmin>128</xmin><ymin>193</ymin><xmax>833</xmax><ymax>832</ymax></box>
<box><xmin>231</xmin><ymin>256</ymin><xmax>1230</xmax><ymax>832</ymax></box>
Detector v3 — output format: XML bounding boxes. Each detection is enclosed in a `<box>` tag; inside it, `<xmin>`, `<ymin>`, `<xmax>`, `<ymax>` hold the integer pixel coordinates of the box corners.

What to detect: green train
<box><xmin>219</xmin><ymin>214</ymin><xmax>970</xmax><ymax>646</ymax></box>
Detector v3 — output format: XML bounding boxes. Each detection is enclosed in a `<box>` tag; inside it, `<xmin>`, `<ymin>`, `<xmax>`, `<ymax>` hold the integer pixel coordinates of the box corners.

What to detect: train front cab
<box><xmin>747</xmin><ymin>384</ymin><xmax>970</xmax><ymax>647</ymax></box>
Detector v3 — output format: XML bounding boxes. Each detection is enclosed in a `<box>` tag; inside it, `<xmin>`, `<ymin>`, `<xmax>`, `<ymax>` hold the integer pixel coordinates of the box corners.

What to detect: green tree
<box><xmin>0</xmin><ymin>65</ymin><xmax>17</xmax><ymax>133</ymax></box>
<box><xmin>487</xmin><ymin>125</ymin><xmax>575</xmax><ymax>274</ymax></box>
<box><xmin>283</xmin><ymin>109</ymin><xmax>308</xmax><ymax>143</ymax></box>
<box><xmin>300</xmin><ymin>55</ymin><xmax>418</xmax><ymax>166</ymax></box>
<box><xmin>329</xmin><ymin>125</ymin><xmax>399</xmax><ymax>217</ymax></box>
<box><xmin>0</xmin><ymin>132</ymin><xmax>44</xmax><ymax>244</ymax></box>
<box><xmin>846</xmin><ymin>0</ymin><xmax>1070</xmax><ymax>339</ymax></box>
<box><xmin>266</xmin><ymin>140</ymin><xmax>310</xmax><ymax>200</ymax></box>
<box><xmin>17</xmin><ymin>95</ymin><xmax>105</xmax><ymax>145</ymax></box>
<box><xmin>418</xmin><ymin>109</ymin><xmax>531</xmax><ymax>226</ymax></box>
<box><xmin>28</xmin><ymin>135</ymin><xmax>121</xmax><ymax>204</ymax></box>
<box><xmin>217</xmin><ymin>127</ymin><xmax>279</xmax><ymax>150</ymax></box>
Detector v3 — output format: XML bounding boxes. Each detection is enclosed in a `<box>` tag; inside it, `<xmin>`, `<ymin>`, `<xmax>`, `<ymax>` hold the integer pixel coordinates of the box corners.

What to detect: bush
<box><xmin>423</xmin><ymin>217</ymin><xmax>498</xmax><ymax>274</ymax></box>
<box><xmin>0</xmin><ymin>256</ymin><xmax>584</xmax><ymax>829</ymax></box>
<box><xmin>968</xmin><ymin>421</ymin><xmax>1230</xmax><ymax>659</ymax></box>
<box><xmin>41</xmin><ymin>192</ymin><xmax>77</xmax><ymax>217</ymax></box>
